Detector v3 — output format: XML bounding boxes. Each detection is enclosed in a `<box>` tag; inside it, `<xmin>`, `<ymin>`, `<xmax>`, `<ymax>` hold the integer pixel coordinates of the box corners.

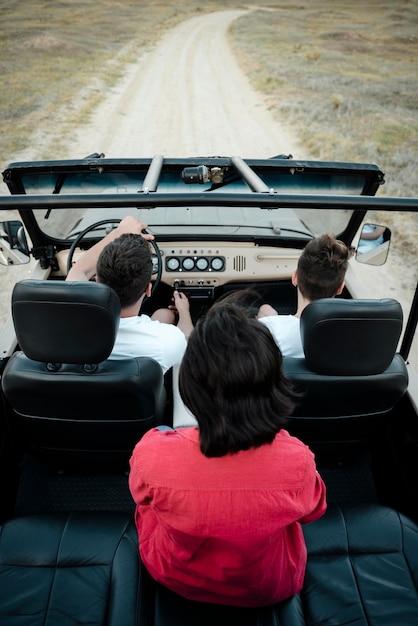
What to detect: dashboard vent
<box><xmin>233</xmin><ymin>255</ymin><xmax>246</xmax><ymax>272</ymax></box>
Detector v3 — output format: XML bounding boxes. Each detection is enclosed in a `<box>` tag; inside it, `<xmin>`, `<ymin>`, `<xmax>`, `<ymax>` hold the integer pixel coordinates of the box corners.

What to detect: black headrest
<box><xmin>300</xmin><ymin>298</ymin><xmax>403</xmax><ymax>376</ymax></box>
<box><xmin>12</xmin><ymin>280</ymin><xmax>121</xmax><ymax>364</ymax></box>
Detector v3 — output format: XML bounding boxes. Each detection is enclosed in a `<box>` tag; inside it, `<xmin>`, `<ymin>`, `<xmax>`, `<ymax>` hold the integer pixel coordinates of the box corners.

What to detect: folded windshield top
<box><xmin>2</xmin><ymin>155</ymin><xmax>385</xmax><ymax>197</ymax></box>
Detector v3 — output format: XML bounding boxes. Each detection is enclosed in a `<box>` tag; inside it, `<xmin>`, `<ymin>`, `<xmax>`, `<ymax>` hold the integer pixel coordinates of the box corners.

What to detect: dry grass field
<box><xmin>230</xmin><ymin>1</ymin><xmax>418</xmax><ymax>197</ymax></box>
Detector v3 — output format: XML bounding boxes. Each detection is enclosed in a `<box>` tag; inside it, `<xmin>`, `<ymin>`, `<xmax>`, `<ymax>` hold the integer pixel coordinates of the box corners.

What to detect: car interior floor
<box><xmin>12</xmin><ymin>447</ymin><xmax>378</xmax><ymax>517</ymax></box>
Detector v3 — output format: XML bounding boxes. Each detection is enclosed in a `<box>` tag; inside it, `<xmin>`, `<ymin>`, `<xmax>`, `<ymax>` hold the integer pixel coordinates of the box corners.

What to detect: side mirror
<box><xmin>0</xmin><ymin>220</ymin><xmax>30</xmax><ymax>266</ymax></box>
<box><xmin>356</xmin><ymin>223</ymin><xmax>391</xmax><ymax>266</ymax></box>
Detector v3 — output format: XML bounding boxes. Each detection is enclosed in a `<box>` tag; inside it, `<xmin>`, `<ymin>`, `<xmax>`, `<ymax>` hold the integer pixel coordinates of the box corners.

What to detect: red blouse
<box><xmin>129</xmin><ymin>427</ymin><xmax>326</xmax><ymax>607</ymax></box>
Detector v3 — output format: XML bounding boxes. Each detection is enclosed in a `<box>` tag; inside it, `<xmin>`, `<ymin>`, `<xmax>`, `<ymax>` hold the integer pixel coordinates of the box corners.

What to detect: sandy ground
<box><xmin>1</xmin><ymin>9</ymin><xmax>417</xmax><ymax>368</ymax></box>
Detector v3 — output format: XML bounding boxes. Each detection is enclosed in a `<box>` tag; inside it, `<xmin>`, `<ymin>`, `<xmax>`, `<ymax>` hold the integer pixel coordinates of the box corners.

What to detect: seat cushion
<box><xmin>308</xmin><ymin>503</ymin><xmax>417</xmax><ymax>624</ymax></box>
<box><xmin>279</xmin><ymin>502</ymin><xmax>418</xmax><ymax>625</ymax></box>
<box><xmin>150</xmin><ymin>503</ymin><xmax>418</xmax><ymax>626</ymax></box>
<box><xmin>0</xmin><ymin>512</ymin><xmax>143</xmax><ymax>626</ymax></box>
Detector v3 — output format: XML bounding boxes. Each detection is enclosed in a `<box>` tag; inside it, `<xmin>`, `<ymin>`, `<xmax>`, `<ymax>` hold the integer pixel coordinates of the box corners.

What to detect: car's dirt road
<box><xmin>1</xmin><ymin>9</ymin><xmax>417</xmax><ymax>367</ymax></box>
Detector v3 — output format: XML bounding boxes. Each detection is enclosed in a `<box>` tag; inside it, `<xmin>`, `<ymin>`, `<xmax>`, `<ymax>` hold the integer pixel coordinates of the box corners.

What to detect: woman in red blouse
<box><xmin>129</xmin><ymin>300</ymin><xmax>327</xmax><ymax>607</ymax></box>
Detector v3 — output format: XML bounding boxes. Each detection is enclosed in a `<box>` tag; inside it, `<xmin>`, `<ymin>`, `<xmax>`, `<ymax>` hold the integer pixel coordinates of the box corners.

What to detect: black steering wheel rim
<box><xmin>66</xmin><ymin>218</ymin><xmax>162</xmax><ymax>296</ymax></box>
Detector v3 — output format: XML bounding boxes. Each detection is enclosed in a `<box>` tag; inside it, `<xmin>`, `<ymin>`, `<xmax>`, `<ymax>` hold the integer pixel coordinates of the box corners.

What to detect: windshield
<box><xmin>32</xmin><ymin>206</ymin><xmax>351</xmax><ymax>242</ymax></box>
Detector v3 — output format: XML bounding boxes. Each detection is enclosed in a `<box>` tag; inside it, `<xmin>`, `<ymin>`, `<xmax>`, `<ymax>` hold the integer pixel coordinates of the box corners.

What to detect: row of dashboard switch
<box><xmin>165</xmin><ymin>256</ymin><xmax>225</xmax><ymax>272</ymax></box>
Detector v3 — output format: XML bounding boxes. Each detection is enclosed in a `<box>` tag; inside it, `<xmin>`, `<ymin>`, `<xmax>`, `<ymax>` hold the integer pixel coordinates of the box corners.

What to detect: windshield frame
<box><xmin>1</xmin><ymin>155</ymin><xmax>386</xmax><ymax>247</ymax></box>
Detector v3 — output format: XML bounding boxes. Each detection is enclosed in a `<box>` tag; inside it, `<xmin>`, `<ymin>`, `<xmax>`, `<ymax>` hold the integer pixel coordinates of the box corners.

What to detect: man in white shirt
<box><xmin>66</xmin><ymin>216</ymin><xmax>193</xmax><ymax>374</ymax></box>
<box><xmin>257</xmin><ymin>234</ymin><xmax>350</xmax><ymax>357</ymax></box>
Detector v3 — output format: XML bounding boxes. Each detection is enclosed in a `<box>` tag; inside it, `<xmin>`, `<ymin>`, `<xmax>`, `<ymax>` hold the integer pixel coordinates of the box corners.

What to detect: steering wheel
<box><xmin>66</xmin><ymin>218</ymin><xmax>162</xmax><ymax>296</ymax></box>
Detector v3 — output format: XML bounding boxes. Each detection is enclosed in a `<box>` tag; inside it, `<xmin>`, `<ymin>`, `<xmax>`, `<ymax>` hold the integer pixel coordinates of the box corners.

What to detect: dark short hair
<box><xmin>96</xmin><ymin>233</ymin><xmax>152</xmax><ymax>308</ymax></box>
<box><xmin>297</xmin><ymin>234</ymin><xmax>350</xmax><ymax>301</ymax></box>
<box><xmin>179</xmin><ymin>301</ymin><xmax>298</xmax><ymax>457</ymax></box>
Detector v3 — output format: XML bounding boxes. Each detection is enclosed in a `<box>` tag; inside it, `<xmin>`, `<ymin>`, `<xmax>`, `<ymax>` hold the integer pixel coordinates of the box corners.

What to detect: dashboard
<box><xmin>53</xmin><ymin>241</ymin><xmax>301</xmax><ymax>319</ymax></box>
<box><xmin>153</xmin><ymin>242</ymin><xmax>299</xmax><ymax>292</ymax></box>
<box><xmin>59</xmin><ymin>241</ymin><xmax>300</xmax><ymax>288</ymax></box>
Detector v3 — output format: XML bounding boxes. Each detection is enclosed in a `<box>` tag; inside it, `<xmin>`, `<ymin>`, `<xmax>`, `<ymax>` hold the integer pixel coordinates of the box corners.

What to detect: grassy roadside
<box><xmin>229</xmin><ymin>0</ymin><xmax>418</xmax><ymax>198</ymax></box>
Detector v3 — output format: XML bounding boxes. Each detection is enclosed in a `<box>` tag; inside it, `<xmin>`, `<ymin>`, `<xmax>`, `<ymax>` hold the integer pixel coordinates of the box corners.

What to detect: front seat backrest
<box><xmin>282</xmin><ymin>298</ymin><xmax>408</xmax><ymax>461</ymax></box>
<box><xmin>301</xmin><ymin>297</ymin><xmax>403</xmax><ymax>375</ymax></box>
<box><xmin>1</xmin><ymin>279</ymin><xmax>166</xmax><ymax>469</ymax></box>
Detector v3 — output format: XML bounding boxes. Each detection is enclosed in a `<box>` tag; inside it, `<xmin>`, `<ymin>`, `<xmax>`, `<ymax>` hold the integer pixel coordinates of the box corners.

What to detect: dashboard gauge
<box><xmin>196</xmin><ymin>257</ymin><xmax>209</xmax><ymax>270</ymax></box>
<box><xmin>210</xmin><ymin>257</ymin><xmax>224</xmax><ymax>271</ymax></box>
<box><xmin>166</xmin><ymin>257</ymin><xmax>180</xmax><ymax>271</ymax></box>
<box><xmin>182</xmin><ymin>257</ymin><xmax>195</xmax><ymax>270</ymax></box>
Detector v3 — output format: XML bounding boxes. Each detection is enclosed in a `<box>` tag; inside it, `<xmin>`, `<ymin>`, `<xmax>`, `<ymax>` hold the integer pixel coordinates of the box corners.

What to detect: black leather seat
<box><xmin>1</xmin><ymin>505</ymin><xmax>416</xmax><ymax>625</ymax></box>
<box><xmin>283</xmin><ymin>502</ymin><xmax>418</xmax><ymax>626</ymax></box>
<box><xmin>0</xmin><ymin>511</ymin><xmax>146</xmax><ymax>626</ymax></box>
<box><xmin>281</xmin><ymin>298</ymin><xmax>409</xmax><ymax>460</ymax></box>
<box><xmin>148</xmin><ymin>503</ymin><xmax>418</xmax><ymax>626</ymax></box>
<box><xmin>1</xmin><ymin>279</ymin><xmax>166</xmax><ymax>469</ymax></box>
<box><xmin>0</xmin><ymin>425</ymin><xmax>19</xmax><ymax>522</ymax></box>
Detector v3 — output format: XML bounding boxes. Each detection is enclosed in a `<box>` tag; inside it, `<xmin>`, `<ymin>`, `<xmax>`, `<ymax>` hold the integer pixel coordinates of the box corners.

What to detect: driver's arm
<box><xmin>66</xmin><ymin>216</ymin><xmax>154</xmax><ymax>281</ymax></box>
<box><xmin>360</xmin><ymin>225</ymin><xmax>386</xmax><ymax>241</ymax></box>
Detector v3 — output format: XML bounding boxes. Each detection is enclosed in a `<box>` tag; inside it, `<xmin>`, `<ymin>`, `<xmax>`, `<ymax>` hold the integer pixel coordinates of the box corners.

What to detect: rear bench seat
<box><xmin>149</xmin><ymin>503</ymin><xmax>418</xmax><ymax>626</ymax></box>
<box><xmin>0</xmin><ymin>512</ymin><xmax>147</xmax><ymax>626</ymax></box>
<box><xmin>0</xmin><ymin>503</ymin><xmax>417</xmax><ymax>625</ymax></box>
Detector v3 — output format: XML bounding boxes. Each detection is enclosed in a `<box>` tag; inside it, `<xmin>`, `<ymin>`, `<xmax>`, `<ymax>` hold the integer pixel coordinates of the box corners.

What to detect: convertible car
<box><xmin>0</xmin><ymin>154</ymin><xmax>417</xmax><ymax>625</ymax></box>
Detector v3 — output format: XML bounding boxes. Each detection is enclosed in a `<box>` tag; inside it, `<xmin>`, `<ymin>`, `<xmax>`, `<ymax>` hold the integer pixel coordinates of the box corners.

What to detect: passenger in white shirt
<box><xmin>258</xmin><ymin>234</ymin><xmax>351</xmax><ymax>357</ymax></box>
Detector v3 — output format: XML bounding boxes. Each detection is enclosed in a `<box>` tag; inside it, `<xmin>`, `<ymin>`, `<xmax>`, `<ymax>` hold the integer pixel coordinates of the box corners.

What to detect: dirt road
<box><xmin>50</xmin><ymin>9</ymin><xmax>305</xmax><ymax>160</ymax></box>
<box><xmin>1</xmin><ymin>9</ymin><xmax>417</xmax><ymax>367</ymax></box>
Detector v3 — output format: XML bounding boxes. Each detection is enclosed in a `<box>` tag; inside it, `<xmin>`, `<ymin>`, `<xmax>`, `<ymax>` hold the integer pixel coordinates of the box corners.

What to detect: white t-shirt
<box><xmin>109</xmin><ymin>314</ymin><xmax>187</xmax><ymax>374</ymax></box>
<box><xmin>259</xmin><ymin>315</ymin><xmax>304</xmax><ymax>358</ymax></box>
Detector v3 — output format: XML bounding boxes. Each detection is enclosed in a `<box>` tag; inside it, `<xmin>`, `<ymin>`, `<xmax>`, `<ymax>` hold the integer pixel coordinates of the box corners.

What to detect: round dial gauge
<box><xmin>211</xmin><ymin>257</ymin><xmax>224</xmax><ymax>271</ymax></box>
<box><xmin>182</xmin><ymin>257</ymin><xmax>195</xmax><ymax>271</ymax></box>
<box><xmin>196</xmin><ymin>257</ymin><xmax>209</xmax><ymax>270</ymax></box>
<box><xmin>167</xmin><ymin>257</ymin><xmax>180</xmax><ymax>271</ymax></box>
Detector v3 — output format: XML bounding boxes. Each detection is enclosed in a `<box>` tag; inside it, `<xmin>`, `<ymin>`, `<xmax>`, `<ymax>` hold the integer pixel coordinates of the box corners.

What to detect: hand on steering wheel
<box><xmin>66</xmin><ymin>218</ymin><xmax>162</xmax><ymax>295</ymax></box>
